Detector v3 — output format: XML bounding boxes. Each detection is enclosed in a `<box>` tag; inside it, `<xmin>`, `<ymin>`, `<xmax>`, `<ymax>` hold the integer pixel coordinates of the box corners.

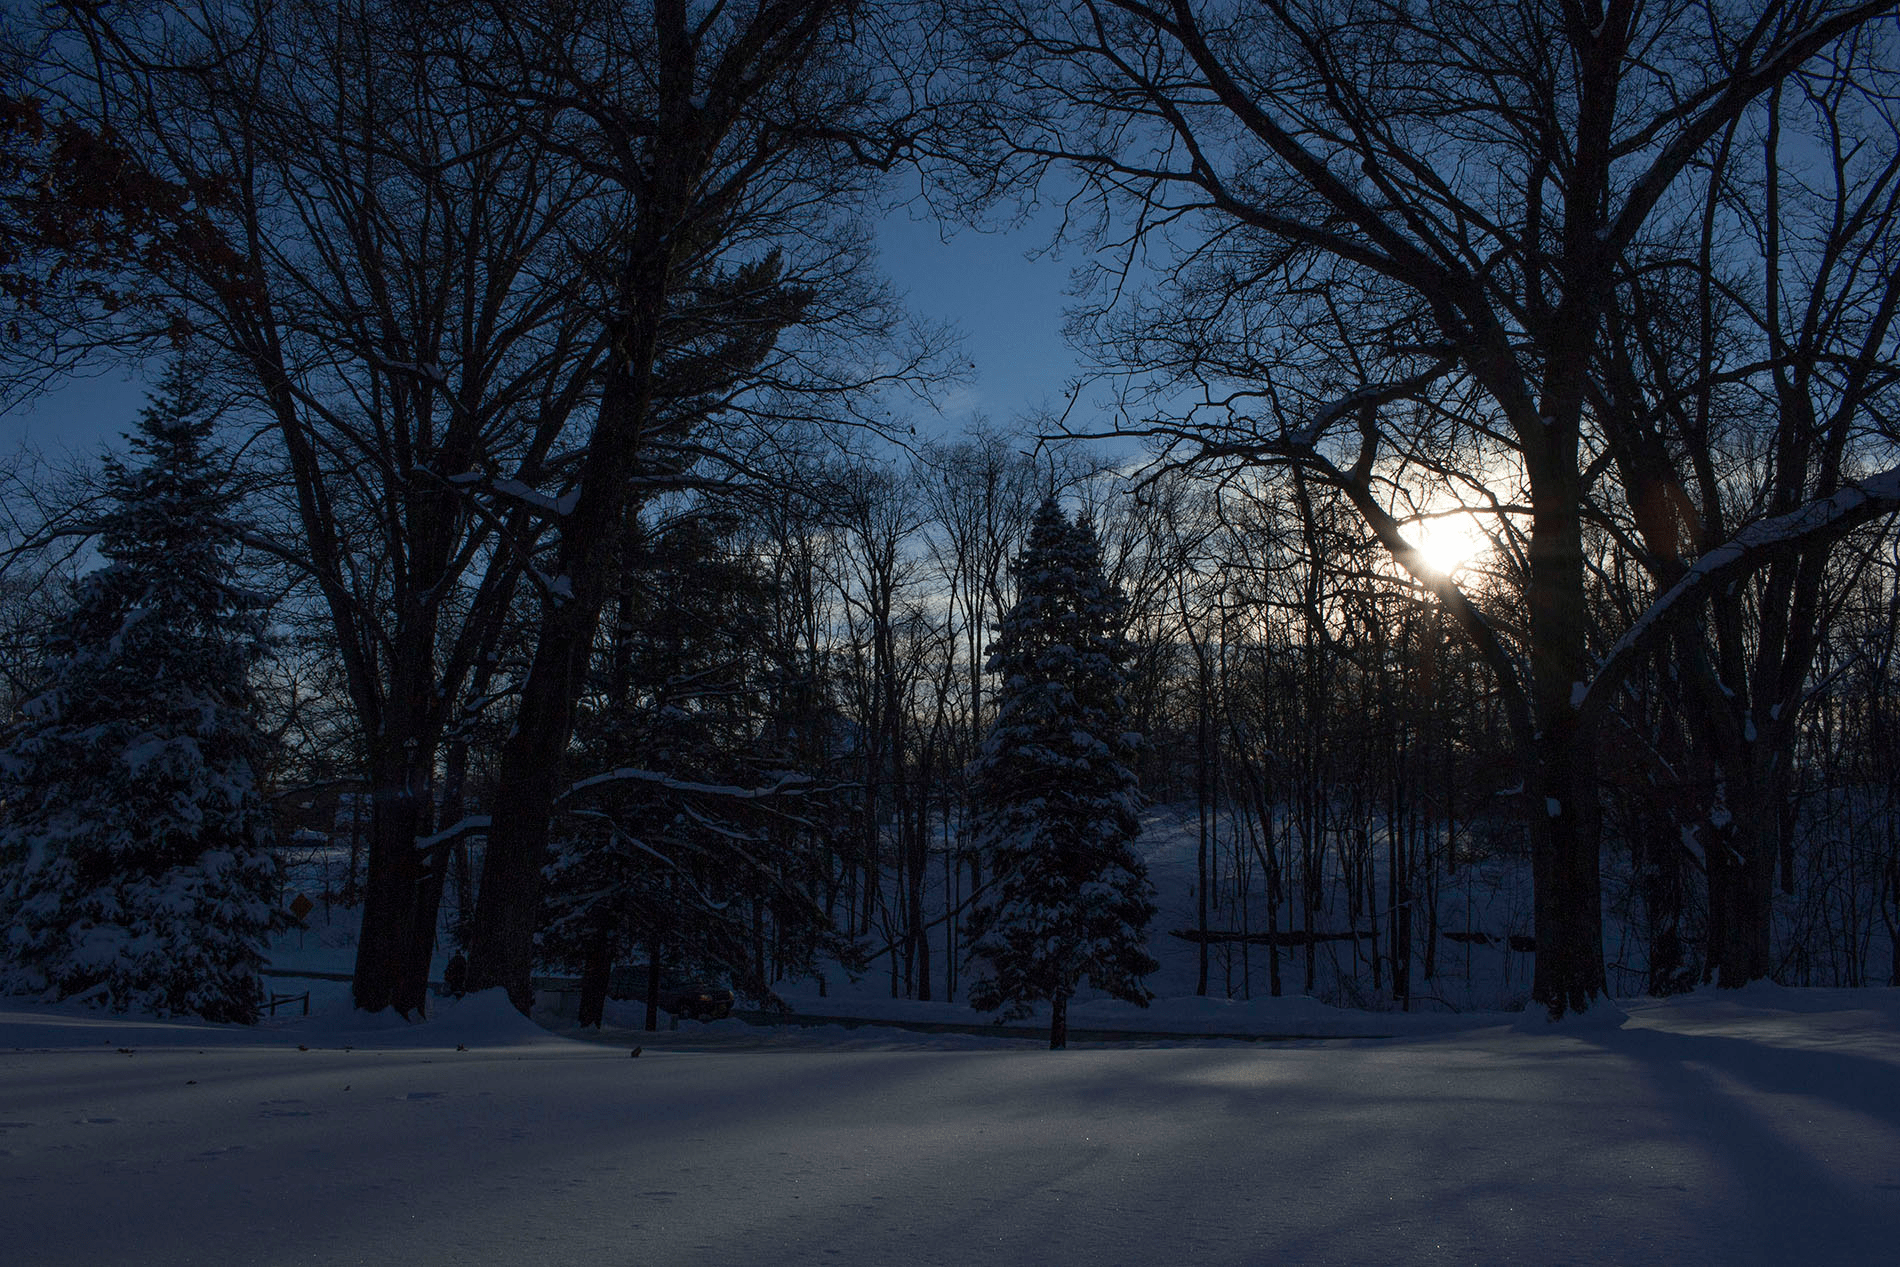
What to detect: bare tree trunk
<box><xmin>1707</xmin><ymin>758</ymin><xmax>1786</xmax><ymax>985</ymax></box>
<box><xmin>352</xmin><ymin>734</ymin><xmax>444</xmax><ymax>1016</ymax></box>
<box><xmin>1196</xmin><ymin>660</ymin><xmax>1211</xmax><ymax>997</ymax></box>
<box><xmin>578</xmin><ymin>934</ymin><xmax>610</xmax><ymax>1029</ymax></box>
<box><xmin>351</xmin><ymin>762</ymin><xmax>422</xmax><ymax>1014</ymax></box>
<box><xmin>467</xmin><ymin>586</ymin><xmax>601</xmax><ymax>1010</ymax></box>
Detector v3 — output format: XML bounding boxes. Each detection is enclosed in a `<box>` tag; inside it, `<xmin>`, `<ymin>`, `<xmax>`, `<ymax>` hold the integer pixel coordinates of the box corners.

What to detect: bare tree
<box><xmin>463</xmin><ymin>0</ymin><xmax>941</xmax><ymax>1006</ymax></box>
<box><xmin>955</xmin><ymin>0</ymin><xmax>1900</xmax><ymax>1014</ymax></box>
<box><xmin>23</xmin><ymin>0</ymin><xmax>612</xmax><ymax>1012</ymax></box>
<box><xmin>1595</xmin><ymin>38</ymin><xmax>1900</xmax><ymax>984</ymax></box>
<box><xmin>916</xmin><ymin>424</ymin><xmax>1041</xmax><ymax>983</ymax></box>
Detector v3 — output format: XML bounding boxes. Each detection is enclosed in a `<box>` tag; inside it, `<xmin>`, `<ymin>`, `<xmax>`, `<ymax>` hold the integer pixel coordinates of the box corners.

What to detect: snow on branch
<box><xmin>1586</xmin><ymin>465</ymin><xmax>1900</xmax><ymax>711</ymax></box>
<box><xmin>445</xmin><ymin>471</ymin><xmax>581</xmax><ymax>518</ymax></box>
<box><xmin>525</xmin><ymin>566</ymin><xmax>574</xmax><ymax>605</ymax></box>
<box><xmin>364</xmin><ymin>354</ymin><xmax>448</xmax><ymax>385</ymax></box>
<box><xmin>563</xmin><ymin>809</ymin><xmax>732</xmax><ymax>912</ymax></box>
<box><xmin>413</xmin><ymin>815</ymin><xmax>491</xmax><ymax>857</ymax></box>
<box><xmin>557</xmin><ymin>767</ymin><xmax>815</xmax><ymax>803</ymax></box>
<box><xmin>492</xmin><ymin>478</ymin><xmax>581</xmax><ymax>518</ymax></box>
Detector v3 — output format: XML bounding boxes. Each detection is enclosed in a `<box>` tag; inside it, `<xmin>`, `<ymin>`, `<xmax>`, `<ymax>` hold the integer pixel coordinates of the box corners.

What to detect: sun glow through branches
<box><xmin>1408</xmin><ymin>511</ymin><xmax>1491</xmax><ymax>576</ymax></box>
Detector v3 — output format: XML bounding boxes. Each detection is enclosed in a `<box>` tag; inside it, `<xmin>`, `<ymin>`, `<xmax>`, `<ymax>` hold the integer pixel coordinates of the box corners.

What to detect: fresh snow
<box><xmin>489</xmin><ymin>477</ymin><xmax>581</xmax><ymax>518</ymax></box>
<box><xmin>752</xmin><ymin>983</ymin><xmax>1495</xmax><ymax>1038</ymax></box>
<box><xmin>4</xmin><ymin>986</ymin><xmax>1898</xmax><ymax>1265</ymax></box>
<box><xmin>1592</xmin><ymin>463</ymin><xmax>1900</xmax><ymax>690</ymax></box>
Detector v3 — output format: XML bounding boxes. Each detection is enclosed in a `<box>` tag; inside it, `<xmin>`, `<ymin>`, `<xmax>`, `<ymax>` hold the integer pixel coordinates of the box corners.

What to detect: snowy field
<box><xmin>4</xmin><ymin>985</ymin><xmax>1898</xmax><ymax>1265</ymax></box>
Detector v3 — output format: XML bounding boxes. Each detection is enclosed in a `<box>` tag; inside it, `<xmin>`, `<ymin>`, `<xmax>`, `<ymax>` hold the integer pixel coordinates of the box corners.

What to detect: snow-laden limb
<box><xmin>558</xmin><ymin>767</ymin><xmax>814</xmax><ymax>803</ymax></box>
<box><xmin>362</xmin><ymin>353</ymin><xmax>448</xmax><ymax>385</ymax></box>
<box><xmin>522</xmin><ymin>563</ymin><xmax>573</xmax><ymax>606</ymax></box>
<box><xmin>413</xmin><ymin>815</ymin><xmax>491</xmax><ymax>856</ymax></box>
<box><xmin>489</xmin><ymin>478</ymin><xmax>581</xmax><ymax>518</ymax></box>
<box><xmin>1584</xmin><ymin>464</ymin><xmax>1900</xmax><ymax>713</ymax></box>
<box><xmin>442</xmin><ymin>471</ymin><xmax>580</xmax><ymax>517</ymax></box>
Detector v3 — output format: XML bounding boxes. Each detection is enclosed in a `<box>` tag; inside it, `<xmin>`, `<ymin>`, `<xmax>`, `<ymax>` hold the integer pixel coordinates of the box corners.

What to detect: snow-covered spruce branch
<box><xmin>556</xmin><ymin>767</ymin><xmax>816</xmax><ymax>803</ymax></box>
<box><xmin>561</xmin><ymin>809</ymin><xmax>731</xmax><ymax>913</ymax></box>
<box><xmin>673</xmin><ymin>801</ymin><xmax>769</xmax><ymax>848</ymax></box>
<box><xmin>1583</xmin><ymin>465</ymin><xmax>1900</xmax><ymax>719</ymax></box>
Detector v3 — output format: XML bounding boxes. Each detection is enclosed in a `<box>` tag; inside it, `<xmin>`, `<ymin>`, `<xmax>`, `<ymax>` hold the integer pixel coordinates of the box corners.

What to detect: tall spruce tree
<box><xmin>541</xmin><ymin>513</ymin><xmax>834</xmax><ymax>1027</ymax></box>
<box><xmin>966</xmin><ymin>497</ymin><xmax>1156</xmax><ymax>1049</ymax></box>
<box><xmin>0</xmin><ymin>363</ymin><xmax>277</xmax><ymax>1022</ymax></box>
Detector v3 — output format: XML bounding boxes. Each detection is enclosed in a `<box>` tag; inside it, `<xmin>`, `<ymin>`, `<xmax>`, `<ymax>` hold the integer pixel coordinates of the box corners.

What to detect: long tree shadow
<box><xmin>1565</xmin><ymin>1021</ymin><xmax>1900</xmax><ymax>1260</ymax></box>
<box><xmin>1580</xmin><ymin>1020</ymin><xmax>1900</xmax><ymax>1135</ymax></box>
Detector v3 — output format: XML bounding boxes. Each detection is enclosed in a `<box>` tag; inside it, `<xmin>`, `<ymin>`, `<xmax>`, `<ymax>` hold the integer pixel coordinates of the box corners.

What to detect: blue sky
<box><xmin>0</xmin><ymin>361</ymin><xmax>156</xmax><ymax>459</ymax></box>
<box><xmin>0</xmin><ymin>205</ymin><xmax>1094</xmax><ymax>461</ymax></box>
<box><xmin>876</xmin><ymin>202</ymin><xmax>1090</xmax><ymax>438</ymax></box>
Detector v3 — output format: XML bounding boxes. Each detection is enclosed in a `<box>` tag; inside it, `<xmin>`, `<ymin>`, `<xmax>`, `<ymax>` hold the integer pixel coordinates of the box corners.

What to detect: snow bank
<box><xmin>1071</xmin><ymin>991</ymin><xmax>1509</xmax><ymax>1036</ymax></box>
<box><xmin>597</xmin><ymin>1013</ymin><xmax>1042</xmax><ymax>1052</ymax></box>
<box><xmin>768</xmin><ymin>981</ymin><xmax>1513</xmax><ymax>1038</ymax></box>
<box><xmin>1511</xmin><ymin>995</ymin><xmax>1630</xmax><ymax>1033</ymax></box>
<box><xmin>0</xmin><ymin>999</ymin><xmax>277</xmax><ymax>1051</ymax></box>
<box><xmin>292</xmin><ymin>987</ymin><xmax>564</xmax><ymax>1049</ymax></box>
<box><xmin>0</xmin><ymin>987</ymin><xmax>566</xmax><ymax>1054</ymax></box>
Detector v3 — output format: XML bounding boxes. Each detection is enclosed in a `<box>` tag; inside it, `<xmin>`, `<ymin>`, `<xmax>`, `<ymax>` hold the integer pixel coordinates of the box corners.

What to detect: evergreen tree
<box><xmin>0</xmin><ymin>364</ymin><xmax>278</xmax><ymax>1023</ymax></box>
<box><xmin>966</xmin><ymin>496</ymin><xmax>1156</xmax><ymax>1049</ymax></box>
<box><xmin>541</xmin><ymin>512</ymin><xmax>835</xmax><ymax>1026</ymax></box>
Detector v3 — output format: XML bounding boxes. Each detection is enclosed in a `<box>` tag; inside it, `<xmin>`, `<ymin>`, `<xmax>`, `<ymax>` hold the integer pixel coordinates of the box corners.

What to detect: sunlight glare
<box><xmin>1410</xmin><ymin>511</ymin><xmax>1489</xmax><ymax>576</ymax></box>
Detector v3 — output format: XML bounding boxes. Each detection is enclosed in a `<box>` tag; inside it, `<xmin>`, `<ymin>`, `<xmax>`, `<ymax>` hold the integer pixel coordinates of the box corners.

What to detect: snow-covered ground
<box><xmin>4</xmin><ymin>984</ymin><xmax>1897</xmax><ymax>1265</ymax></box>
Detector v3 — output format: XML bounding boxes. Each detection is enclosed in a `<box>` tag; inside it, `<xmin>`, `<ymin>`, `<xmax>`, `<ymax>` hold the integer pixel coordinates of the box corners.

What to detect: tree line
<box><xmin>2</xmin><ymin>1</ymin><xmax>1898</xmax><ymax>1021</ymax></box>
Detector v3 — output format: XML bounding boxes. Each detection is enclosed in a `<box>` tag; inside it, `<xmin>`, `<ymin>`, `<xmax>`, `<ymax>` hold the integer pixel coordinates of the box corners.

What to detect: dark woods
<box><xmin>1</xmin><ymin>2</ymin><xmax>1897</xmax><ymax>1023</ymax></box>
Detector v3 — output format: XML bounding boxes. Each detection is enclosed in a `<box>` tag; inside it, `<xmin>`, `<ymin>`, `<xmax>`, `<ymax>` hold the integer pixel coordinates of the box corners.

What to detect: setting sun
<box><xmin>1409</xmin><ymin>511</ymin><xmax>1491</xmax><ymax>576</ymax></box>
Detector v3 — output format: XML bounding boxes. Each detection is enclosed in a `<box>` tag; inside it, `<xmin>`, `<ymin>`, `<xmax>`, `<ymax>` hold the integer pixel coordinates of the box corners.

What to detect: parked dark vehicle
<box><xmin>607</xmin><ymin>966</ymin><xmax>734</xmax><ymax>1021</ymax></box>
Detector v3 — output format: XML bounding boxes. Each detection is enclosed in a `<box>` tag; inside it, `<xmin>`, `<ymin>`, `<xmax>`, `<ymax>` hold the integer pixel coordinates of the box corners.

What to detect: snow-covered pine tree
<box><xmin>0</xmin><ymin>363</ymin><xmax>278</xmax><ymax>1023</ymax></box>
<box><xmin>965</xmin><ymin>496</ymin><xmax>1156</xmax><ymax>1049</ymax></box>
<box><xmin>542</xmin><ymin>512</ymin><xmax>835</xmax><ymax>1027</ymax></box>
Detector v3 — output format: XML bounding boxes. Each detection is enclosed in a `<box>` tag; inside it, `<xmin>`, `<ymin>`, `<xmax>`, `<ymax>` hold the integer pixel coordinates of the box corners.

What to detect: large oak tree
<box><xmin>952</xmin><ymin>0</ymin><xmax>1900</xmax><ymax>1014</ymax></box>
